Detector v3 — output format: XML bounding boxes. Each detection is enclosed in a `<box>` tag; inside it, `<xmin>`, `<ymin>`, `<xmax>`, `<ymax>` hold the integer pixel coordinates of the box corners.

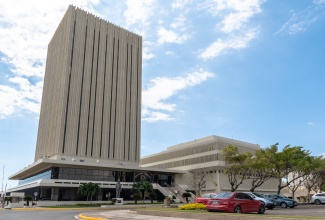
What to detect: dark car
<box><xmin>264</xmin><ymin>194</ymin><xmax>297</xmax><ymax>208</ymax></box>
<box><xmin>194</xmin><ymin>193</ymin><xmax>218</xmax><ymax>205</ymax></box>
<box><xmin>206</xmin><ymin>192</ymin><xmax>265</xmax><ymax>214</ymax></box>
<box><xmin>244</xmin><ymin>192</ymin><xmax>275</xmax><ymax>209</ymax></box>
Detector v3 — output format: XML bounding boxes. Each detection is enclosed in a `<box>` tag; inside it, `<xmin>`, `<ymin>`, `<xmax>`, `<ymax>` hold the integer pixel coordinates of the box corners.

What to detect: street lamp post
<box><xmin>34</xmin><ymin>192</ymin><xmax>38</xmax><ymax>207</ymax></box>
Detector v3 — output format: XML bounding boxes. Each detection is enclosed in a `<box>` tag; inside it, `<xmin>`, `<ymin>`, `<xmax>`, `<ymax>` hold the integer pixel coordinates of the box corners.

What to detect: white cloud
<box><xmin>142</xmin><ymin>111</ymin><xmax>174</xmax><ymax>123</ymax></box>
<box><xmin>201</xmin><ymin>0</ymin><xmax>264</xmax><ymax>33</ymax></box>
<box><xmin>157</xmin><ymin>27</ymin><xmax>190</xmax><ymax>44</ymax></box>
<box><xmin>124</xmin><ymin>0</ymin><xmax>155</xmax><ymax>27</ymax></box>
<box><xmin>0</xmin><ymin>77</ymin><xmax>42</xmax><ymax>119</ymax></box>
<box><xmin>172</xmin><ymin>0</ymin><xmax>192</xmax><ymax>9</ymax></box>
<box><xmin>142</xmin><ymin>68</ymin><xmax>214</xmax><ymax>123</ymax></box>
<box><xmin>276</xmin><ymin>2</ymin><xmax>325</xmax><ymax>35</ymax></box>
<box><xmin>200</xmin><ymin>30</ymin><xmax>256</xmax><ymax>60</ymax></box>
<box><xmin>170</xmin><ymin>14</ymin><xmax>187</xmax><ymax>30</ymax></box>
<box><xmin>165</xmin><ymin>51</ymin><xmax>176</xmax><ymax>56</ymax></box>
<box><xmin>0</xmin><ymin>0</ymin><xmax>100</xmax><ymax>118</ymax></box>
<box><xmin>314</xmin><ymin>0</ymin><xmax>325</xmax><ymax>4</ymax></box>
<box><xmin>0</xmin><ymin>0</ymin><xmax>99</xmax><ymax>78</ymax></box>
<box><xmin>307</xmin><ymin>122</ymin><xmax>315</xmax><ymax>126</ymax></box>
<box><xmin>143</xmin><ymin>47</ymin><xmax>155</xmax><ymax>60</ymax></box>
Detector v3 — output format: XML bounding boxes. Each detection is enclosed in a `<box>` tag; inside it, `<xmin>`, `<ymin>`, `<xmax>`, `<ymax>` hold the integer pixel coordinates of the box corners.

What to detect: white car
<box><xmin>311</xmin><ymin>193</ymin><xmax>325</xmax><ymax>205</ymax></box>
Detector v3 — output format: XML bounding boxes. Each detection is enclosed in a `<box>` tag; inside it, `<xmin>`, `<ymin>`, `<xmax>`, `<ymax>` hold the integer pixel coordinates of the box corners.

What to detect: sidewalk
<box><xmin>78</xmin><ymin>209</ymin><xmax>199</xmax><ymax>220</ymax></box>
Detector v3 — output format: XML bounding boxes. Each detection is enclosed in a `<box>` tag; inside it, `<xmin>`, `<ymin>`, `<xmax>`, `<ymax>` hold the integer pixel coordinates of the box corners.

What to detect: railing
<box><xmin>155</xmin><ymin>183</ymin><xmax>170</xmax><ymax>196</ymax></box>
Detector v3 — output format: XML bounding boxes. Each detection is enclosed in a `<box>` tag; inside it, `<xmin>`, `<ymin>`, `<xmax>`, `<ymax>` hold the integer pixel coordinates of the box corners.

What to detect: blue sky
<box><xmin>0</xmin><ymin>0</ymin><xmax>325</xmax><ymax>189</ymax></box>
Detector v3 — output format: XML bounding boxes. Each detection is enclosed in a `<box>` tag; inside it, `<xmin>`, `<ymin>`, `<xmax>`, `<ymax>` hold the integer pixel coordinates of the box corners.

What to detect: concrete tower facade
<box><xmin>35</xmin><ymin>5</ymin><xmax>142</xmax><ymax>164</ymax></box>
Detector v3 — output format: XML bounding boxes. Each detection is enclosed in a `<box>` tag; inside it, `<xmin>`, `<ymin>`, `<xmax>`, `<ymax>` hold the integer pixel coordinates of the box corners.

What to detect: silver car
<box><xmin>244</xmin><ymin>192</ymin><xmax>275</xmax><ymax>209</ymax></box>
<box><xmin>311</xmin><ymin>193</ymin><xmax>325</xmax><ymax>205</ymax></box>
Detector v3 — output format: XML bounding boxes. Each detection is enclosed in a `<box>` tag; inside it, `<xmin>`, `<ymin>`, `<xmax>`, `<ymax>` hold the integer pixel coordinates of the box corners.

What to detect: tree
<box><xmin>77</xmin><ymin>182</ymin><xmax>99</xmax><ymax>203</ymax></box>
<box><xmin>221</xmin><ymin>145</ymin><xmax>252</xmax><ymax>192</ymax></box>
<box><xmin>287</xmin><ymin>171</ymin><xmax>308</xmax><ymax>200</ymax></box>
<box><xmin>304</xmin><ymin>171</ymin><xmax>319</xmax><ymax>203</ymax></box>
<box><xmin>89</xmin><ymin>182</ymin><xmax>99</xmax><ymax>203</ymax></box>
<box><xmin>130</xmin><ymin>193</ymin><xmax>142</xmax><ymax>204</ymax></box>
<box><xmin>313</xmin><ymin>157</ymin><xmax>325</xmax><ymax>193</ymax></box>
<box><xmin>247</xmin><ymin>149</ymin><xmax>273</xmax><ymax>192</ymax></box>
<box><xmin>132</xmin><ymin>181</ymin><xmax>153</xmax><ymax>203</ymax></box>
<box><xmin>147</xmin><ymin>191</ymin><xmax>157</xmax><ymax>204</ymax></box>
<box><xmin>262</xmin><ymin>144</ymin><xmax>313</xmax><ymax>195</ymax></box>
<box><xmin>188</xmin><ymin>169</ymin><xmax>211</xmax><ymax>196</ymax></box>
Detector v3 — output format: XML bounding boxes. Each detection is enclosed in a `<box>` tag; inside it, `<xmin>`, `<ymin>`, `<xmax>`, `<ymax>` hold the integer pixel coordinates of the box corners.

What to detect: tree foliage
<box><xmin>77</xmin><ymin>182</ymin><xmax>100</xmax><ymax>203</ymax></box>
<box><xmin>221</xmin><ymin>145</ymin><xmax>252</xmax><ymax>192</ymax></box>
<box><xmin>132</xmin><ymin>181</ymin><xmax>153</xmax><ymax>203</ymax></box>
<box><xmin>246</xmin><ymin>149</ymin><xmax>274</xmax><ymax>192</ymax></box>
<box><xmin>262</xmin><ymin>144</ymin><xmax>314</xmax><ymax>195</ymax></box>
<box><xmin>221</xmin><ymin>143</ymin><xmax>324</xmax><ymax>196</ymax></box>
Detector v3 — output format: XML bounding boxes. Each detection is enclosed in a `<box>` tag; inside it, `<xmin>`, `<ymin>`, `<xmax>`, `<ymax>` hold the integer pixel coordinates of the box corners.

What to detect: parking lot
<box><xmin>264</xmin><ymin>204</ymin><xmax>325</xmax><ymax>218</ymax></box>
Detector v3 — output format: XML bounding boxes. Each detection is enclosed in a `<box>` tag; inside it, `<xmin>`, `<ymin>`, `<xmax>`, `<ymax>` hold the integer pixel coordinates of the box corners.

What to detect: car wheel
<box><xmin>258</xmin><ymin>204</ymin><xmax>266</xmax><ymax>214</ymax></box>
<box><xmin>234</xmin><ymin>206</ymin><xmax>242</xmax><ymax>213</ymax></box>
<box><xmin>280</xmin><ymin>202</ymin><xmax>287</xmax><ymax>208</ymax></box>
<box><xmin>315</xmin><ymin>200</ymin><xmax>321</xmax><ymax>205</ymax></box>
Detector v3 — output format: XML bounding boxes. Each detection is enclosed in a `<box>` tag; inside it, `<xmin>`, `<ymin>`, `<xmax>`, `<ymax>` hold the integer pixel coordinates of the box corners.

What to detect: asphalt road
<box><xmin>265</xmin><ymin>204</ymin><xmax>325</xmax><ymax>217</ymax></box>
<box><xmin>0</xmin><ymin>209</ymin><xmax>83</xmax><ymax>220</ymax></box>
<box><xmin>0</xmin><ymin>204</ymin><xmax>324</xmax><ymax>220</ymax></box>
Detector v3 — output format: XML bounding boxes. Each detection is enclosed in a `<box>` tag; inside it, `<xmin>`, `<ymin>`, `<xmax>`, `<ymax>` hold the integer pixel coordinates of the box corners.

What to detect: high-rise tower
<box><xmin>35</xmin><ymin>5</ymin><xmax>142</xmax><ymax>164</ymax></box>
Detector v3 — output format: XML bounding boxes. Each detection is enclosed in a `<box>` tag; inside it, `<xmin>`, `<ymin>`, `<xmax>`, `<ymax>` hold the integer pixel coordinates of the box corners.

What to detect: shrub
<box><xmin>178</xmin><ymin>203</ymin><xmax>206</xmax><ymax>210</ymax></box>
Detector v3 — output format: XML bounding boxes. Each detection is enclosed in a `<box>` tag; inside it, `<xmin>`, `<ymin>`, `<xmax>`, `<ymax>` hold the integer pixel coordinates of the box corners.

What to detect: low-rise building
<box><xmin>140</xmin><ymin>135</ymin><xmax>278</xmax><ymax>195</ymax></box>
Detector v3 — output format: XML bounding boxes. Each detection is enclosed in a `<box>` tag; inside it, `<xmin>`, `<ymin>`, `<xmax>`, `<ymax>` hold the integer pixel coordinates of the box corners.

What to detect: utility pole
<box><xmin>2</xmin><ymin>164</ymin><xmax>4</xmax><ymax>193</ymax></box>
<box><xmin>1</xmin><ymin>164</ymin><xmax>4</xmax><ymax>208</ymax></box>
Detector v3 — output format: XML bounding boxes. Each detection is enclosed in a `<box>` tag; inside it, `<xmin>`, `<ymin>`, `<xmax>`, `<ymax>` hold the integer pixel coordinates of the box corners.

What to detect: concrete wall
<box><xmin>175</xmin><ymin>171</ymin><xmax>277</xmax><ymax>195</ymax></box>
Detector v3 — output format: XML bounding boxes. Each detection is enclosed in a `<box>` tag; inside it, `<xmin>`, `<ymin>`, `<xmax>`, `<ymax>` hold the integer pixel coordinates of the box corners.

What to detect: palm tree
<box><xmin>78</xmin><ymin>182</ymin><xmax>99</xmax><ymax>203</ymax></box>
<box><xmin>89</xmin><ymin>182</ymin><xmax>99</xmax><ymax>203</ymax></box>
<box><xmin>130</xmin><ymin>193</ymin><xmax>142</xmax><ymax>204</ymax></box>
<box><xmin>147</xmin><ymin>191</ymin><xmax>157</xmax><ymax>203</ymax></box>
<box><xmin>132</xmin><ymin>181</ymin><xmax>153</xmax><ymax>203</ymax></box>
<box><xmin>78</xmin><ymin>183</ymin><xmax>90</xmax><ymax>202</ymax></box>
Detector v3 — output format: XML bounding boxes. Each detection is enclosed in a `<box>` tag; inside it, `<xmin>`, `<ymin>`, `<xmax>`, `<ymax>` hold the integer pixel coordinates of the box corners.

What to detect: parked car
<box><xmin>264</xmin><ymin>194</ymin><xmax>297</xmax><ymax>208</ymax></box>
<box><xmin>194</xmin><ymin>193</ymin><xmax>218</xmax><ymax>205</ymax></box>
<box><xmin>311</xmin><ymin>193</ymin><xmax>325</xmax><ymax>205</ymax></box>
<box><xmin>250</xmin><ymin>192</ymin><xmax>276</xmax><ymax>204</ymax></box>
<box><xmin>206</xmin><ymin>192</ymin><xmax>265</xmax><ymax>214</ymax></box>
<box><xmin>244</xmin><ymin>192</ymin><xmax>275</xmax><ymax>209</ymax></box>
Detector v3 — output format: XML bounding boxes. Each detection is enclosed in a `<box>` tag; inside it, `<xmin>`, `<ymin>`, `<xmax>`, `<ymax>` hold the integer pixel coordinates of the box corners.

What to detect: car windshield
<box><xmin>252</xmin><ymin>192</ymin><xmax>264</xmax><ymax>198</ymax></box>
<box><xmin>214</xmin><ymin>192</ymin><xmax>233</xmax><ymax>198</ymax></box>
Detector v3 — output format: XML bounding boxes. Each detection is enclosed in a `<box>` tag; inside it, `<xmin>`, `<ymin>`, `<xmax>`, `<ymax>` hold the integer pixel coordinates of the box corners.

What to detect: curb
<box><xmin>78</xmin><ymin>213</ymin><xmax>108</xmax><ymax>220</ymax></box>
<box><xmin>11</xmin><ymin>207</ymin><xmax>104</xmax><ymax>211</ymax></box>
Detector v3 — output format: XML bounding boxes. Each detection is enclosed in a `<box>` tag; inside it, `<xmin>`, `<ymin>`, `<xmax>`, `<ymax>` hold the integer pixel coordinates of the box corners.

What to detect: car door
<box><xmin>320</xmin><ymin>194</ymin><xmax>325</xmax><ymax>203</ymax></box>
<box><xmin>235</xmin><ymin>193</ymin><xmax>250</xmax><ymax>212</ymax></box>
<box><xmin>242</xmin><ymin>193</ymin><xmax>258</xmax><ymax>212</ymax></box>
